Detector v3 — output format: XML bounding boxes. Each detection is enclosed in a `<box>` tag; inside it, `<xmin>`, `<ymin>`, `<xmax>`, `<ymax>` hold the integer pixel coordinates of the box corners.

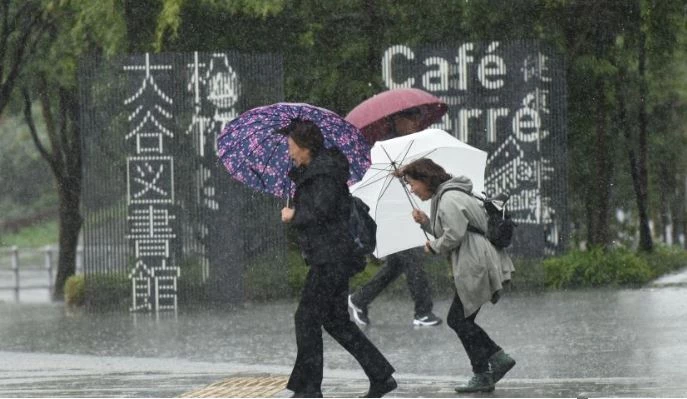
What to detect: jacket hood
<box><xmin>436</xmin><ymin>175</ymin><xmax>474</xmax><ymax>197</ymax></box>
<box><xmin>289</xmin><ymin>147</ymin><xmax>350</xmax><ymax>186</ymax></box>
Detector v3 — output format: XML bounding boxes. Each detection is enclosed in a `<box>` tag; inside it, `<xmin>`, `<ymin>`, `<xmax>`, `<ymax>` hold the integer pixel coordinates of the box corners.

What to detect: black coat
<box><xmin>288</xmin><ymin>148</ymin><xmax>362</xmax><ymax>268</ymax></box>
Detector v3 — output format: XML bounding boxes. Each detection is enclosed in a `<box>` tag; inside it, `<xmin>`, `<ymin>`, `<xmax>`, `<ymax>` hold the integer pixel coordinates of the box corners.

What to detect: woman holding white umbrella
<box><xmin>399</xmin><ymin>158</ymin><xmax>516</xmax><ymax>394</ymax></box>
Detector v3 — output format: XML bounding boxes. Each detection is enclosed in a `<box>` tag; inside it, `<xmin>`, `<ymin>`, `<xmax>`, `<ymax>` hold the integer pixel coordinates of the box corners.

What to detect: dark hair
<box><xmin>400</xmin><ymin>158</ymin><xmax>452</xmax><ymax>194</ymax></box>
<box><xmin>396</xmin><ymin>107</ymin><xmax>422</xmax><ymax>119</ymax></box>
<box><xmin>280</xmin><ymin>119</ymin><xmax>324</xmax><ymax>155</ymax></box>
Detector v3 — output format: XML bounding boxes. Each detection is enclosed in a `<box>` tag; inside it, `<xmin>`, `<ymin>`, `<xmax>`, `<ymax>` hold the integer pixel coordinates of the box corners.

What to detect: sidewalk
<box><xmin>1</xmin><ymin>351</ymin><xmax>680</xmax><ymax>397</ymax></box>
<box><xmin>1</xmin><ymin>277</ymin><xmax>687</xmax><ymax>397</ymax></box>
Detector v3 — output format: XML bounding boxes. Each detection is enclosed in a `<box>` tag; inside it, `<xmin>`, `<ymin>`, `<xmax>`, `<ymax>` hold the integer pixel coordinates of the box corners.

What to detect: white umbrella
<box><xmin>350</xmin><ymin>128</ymin><xmax>487</xmax><ymax>258</ymax></box>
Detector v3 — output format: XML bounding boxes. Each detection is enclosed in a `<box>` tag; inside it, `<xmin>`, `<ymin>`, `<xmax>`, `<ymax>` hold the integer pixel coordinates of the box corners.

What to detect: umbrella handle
<box><xmin>286</xmin><ymin>196</ymin><xmax>291</xmax><ymax>208</ymax></box>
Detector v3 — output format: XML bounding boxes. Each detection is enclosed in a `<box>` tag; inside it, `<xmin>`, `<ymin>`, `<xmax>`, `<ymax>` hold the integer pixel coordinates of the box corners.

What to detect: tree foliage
<box><xmin>1</xmin><ymin>0</ymin><xmax>127</xmax><ymax>299</ymax></box>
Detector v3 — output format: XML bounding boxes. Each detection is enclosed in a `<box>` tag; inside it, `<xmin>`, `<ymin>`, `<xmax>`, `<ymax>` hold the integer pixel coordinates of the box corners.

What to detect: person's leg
<box><xmin>351</xmin><ymin>255</ymin><xmax>404</xmax><ymax>308</ymax></box>
<box><xmin>286</xmin><ymin>269</ymin><xmax>326</xmax><ymax>395</ymax></box>
<box><xmin>397</xmin><ymin>248</ymin><xmax>436</xmax><ymax>319</ymax></box>
<box><xmin>324</xmin><ymin>265</ymin><xmax>396</xmax><ymax>397</ymax></box>
<box><xmin>446</xmin><ymin>293</ymin><xmax>501</xmax><ymax>393</ymax></box>
<box><xmin>446</xmin><ymin>293</ymin><xmax>501</xmax><ymax>373</ymax></box>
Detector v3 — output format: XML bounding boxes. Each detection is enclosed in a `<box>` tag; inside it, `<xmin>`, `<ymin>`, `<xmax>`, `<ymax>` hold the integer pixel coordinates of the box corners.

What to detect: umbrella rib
<box><xmin>219</xmin><ymin>116</ymin><xmax>275</xmax><ymax>151</ymax></box>
<box><xmin>257</xmin><ymin>134</ymin><xmax>287</xmax><ymax>184</ymax></box>
<box><xmin>355</xmin><ymin>166</ymin><xmax>397</xmax><ymax>189</ymax></box>
<box><xmin>371</xmin><ymin>174</ymin><xmax>429</xmax><ymax>241</ymax></box>
<box><xmin>357</xmin><ymin>173</ymin><xmax>396</xmax><ymax>189</ymax></box>
<box><xmin>379</xmin><ymin>144</ymin><xmax>419</xmax><ymax>210</ymax></box>
<box><xmin>237</xmin><ymin>130</ymin><xmax>284</xmax><ymax>169</ymax></box>
<box><xmin>250</xmin><ymin>166</ymin><xmax>269</xmax><ymax>189</ymax></box>
<box><xmin>378</xmin><ymin>141</ymin><xmax>431</xmax><ymax>241</ymax></box>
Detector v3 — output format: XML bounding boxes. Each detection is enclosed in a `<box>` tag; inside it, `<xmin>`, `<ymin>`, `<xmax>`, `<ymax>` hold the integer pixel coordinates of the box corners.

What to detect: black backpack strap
<box><xmin>436</xmin><ymin>187</ymin><xmax>485</xmax><ymax>236</ymax></box>
<box><xmin>467</xmin><ymin>224</ymin><xmax>485</xmax><ymax>236</ymax></box>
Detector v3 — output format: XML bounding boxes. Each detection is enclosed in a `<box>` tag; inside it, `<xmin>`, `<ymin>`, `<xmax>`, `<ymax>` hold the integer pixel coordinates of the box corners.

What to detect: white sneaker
<box><xmin>413</xmin><ymin>313</ymin><xmax>442</xmax><ymax>326</ymax></box>
<box><xmin>348</xmin><ymin>295</ymin><xmax>369</xmax><ymax>326</ymax></box>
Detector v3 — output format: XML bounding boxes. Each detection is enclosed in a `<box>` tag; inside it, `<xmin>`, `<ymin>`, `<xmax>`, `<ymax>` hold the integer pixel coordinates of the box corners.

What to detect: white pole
<box><xmin>44</xmin><ymin>245</ymin><xmax>54</xmax><ymax>296</ymax></box>
<box><xmin>11</xmin><ymin>246</ymin><xmax>19</xmax><ymax>302</ymax></box>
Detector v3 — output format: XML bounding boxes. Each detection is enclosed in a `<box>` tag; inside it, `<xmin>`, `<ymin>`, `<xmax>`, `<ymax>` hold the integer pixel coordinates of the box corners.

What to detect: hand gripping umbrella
<box><xmin>345</xmin><ymin>88</ymin><xmax>448</xmax><ymax>144</ymax></box>
<box><xmin>217</xmin><ymin>102</ymin><xmax>371</xmax><ymax>200</ymax></box>
<box><xmin>350</xmin><ymin>128</ymin><xmax>487</xmax><ymax>258</ymax></box>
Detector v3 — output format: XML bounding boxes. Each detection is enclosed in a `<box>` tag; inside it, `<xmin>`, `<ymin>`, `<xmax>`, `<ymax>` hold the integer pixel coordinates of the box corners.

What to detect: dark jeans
<box><xmin>446</xmin><ymin>293</ymin><xmax>502</xmax><ymax>374</ymax></box>
<box><xmin>287</xmin><ymin>262</ymin><xmax>394</xmax><ymax>393</ymax></box>
<box><xmin>351</xmin><ymin>247</ymin><xmax>433</xmax><ymax>316</ymax></box>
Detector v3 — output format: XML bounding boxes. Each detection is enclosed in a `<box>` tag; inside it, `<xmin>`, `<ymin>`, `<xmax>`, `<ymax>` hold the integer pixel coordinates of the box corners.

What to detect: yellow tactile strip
<box><xmin>180</xmin><ymin>375</ymin><xmax>289</xmax><ymax>398</ymax></box>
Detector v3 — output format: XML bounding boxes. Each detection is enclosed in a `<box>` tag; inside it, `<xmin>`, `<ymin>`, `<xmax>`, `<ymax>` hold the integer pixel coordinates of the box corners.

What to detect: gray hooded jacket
<box><xmin>420</xmin><ymin>176</ymin><xmax>513</xmax><ymax>317</ymax></box>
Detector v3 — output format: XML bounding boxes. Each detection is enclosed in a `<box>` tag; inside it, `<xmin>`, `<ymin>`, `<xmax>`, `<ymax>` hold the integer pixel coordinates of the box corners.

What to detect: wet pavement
<box><xmin>1</xmin><ymin>268</ymin><xmax>687</xmax><ymax>397</ymax></box>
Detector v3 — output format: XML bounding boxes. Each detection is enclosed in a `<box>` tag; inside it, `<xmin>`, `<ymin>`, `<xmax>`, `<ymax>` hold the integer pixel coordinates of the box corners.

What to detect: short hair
<box><xmin>396</xmin><ymin>107</ymin><xmax>422</xmax><ymax>119</ymax></box>
<box><xmin>280</xmin><ymin>119</ymin><xmax>324</xmax><ymax>155</ymax></box>
<box><xmin>400</xmin><ymin>158</ymin><xmax>452</xmax><ymax>194</ymax></box>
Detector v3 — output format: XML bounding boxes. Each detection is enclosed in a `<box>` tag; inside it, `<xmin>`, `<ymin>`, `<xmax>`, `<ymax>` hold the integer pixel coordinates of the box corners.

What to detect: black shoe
<box><xmin>348</xmin><ymin>294</ymin><xmax>370</xmax><ymax>326</ymax></box>
<box><xmin>360</xmin><ymin>376</ymin><xmax>397</xmax><ymax>398</ymax></box>
<box><xmin>412</xmin><ymin>312</ymin><xmax>442</xmax><ymax>327</ymax></box>
<box><xmin>291</xmin><ymin>391</ymin><xmax>323</xmax><ymax>398</ymax></box>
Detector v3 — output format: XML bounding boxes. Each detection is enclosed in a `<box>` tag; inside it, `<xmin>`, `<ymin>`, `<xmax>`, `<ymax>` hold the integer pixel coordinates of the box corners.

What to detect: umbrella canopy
<box><xmin>345</xmin><ymin>88</ymin><xmax>448</xmax><ymax>143</ymax></box>
<box><xmin>350</xmin><ymin>128</ymin><xmax>487</xmax><ymax>258</ymax></box>
<box><xmin>217</xmin><ymin>102</ymin><xmax>371</xmax><ymax>199</ymax></box>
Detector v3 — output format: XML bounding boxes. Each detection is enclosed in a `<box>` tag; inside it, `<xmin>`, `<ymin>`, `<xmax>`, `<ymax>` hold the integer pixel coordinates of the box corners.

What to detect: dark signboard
<box><xmin>381</xmin><ymin>41</ymin><xmax>568</xmax><ymax>256</ymax></box>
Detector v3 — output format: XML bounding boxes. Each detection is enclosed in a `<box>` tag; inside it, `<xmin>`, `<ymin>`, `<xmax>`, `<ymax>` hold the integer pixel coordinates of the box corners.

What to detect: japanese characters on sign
<box><xmin>124</xmin><ymin>53</ymin><xmax>181</xmax><ymax>312</ymax></box>
<box><xmin>81</xmin><ymin>51</ymin><xmax>284</xmax><ymax>310</ymax></box>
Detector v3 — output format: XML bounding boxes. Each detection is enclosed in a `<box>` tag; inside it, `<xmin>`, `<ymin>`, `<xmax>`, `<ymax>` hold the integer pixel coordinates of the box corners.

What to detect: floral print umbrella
<box><xmin>217</xmin><ymin>102</ymin><xmax>371</xmax><ymax>199</ymax></box>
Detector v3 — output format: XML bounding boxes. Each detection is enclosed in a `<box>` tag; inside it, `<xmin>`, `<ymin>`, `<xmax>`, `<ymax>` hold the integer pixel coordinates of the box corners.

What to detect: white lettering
<box><xmin>478</xmin><ymin>42</ymin><xmax>506</xmax><ymax>89</ymax></box>
<box><xmin>382</xmin><ymin>45</ymin><xmax>415</xmax><ymax>88</ymax></box>
<box><xmin>486</xmin><ymin>108</ymin><xmax>509</xmax><ymax>143</ymax></box>
<box><xmin>454</xmin><ymin>43</ymin><xmax>474</xmax><ymax>91</ymax></box>
<box><xmin>422</xmin><ymin>57</ymin><xmax>450</xmax><ymax>91</ymax></box>
<box><xmin>513</xmin><ymin>107</ymin><xmax>541</xmax><ymax>143</ymax></box>
<box><xmin>457</xmin><ymin>109</ymin><xmax>482</xmax><ymax>142</ymax></box>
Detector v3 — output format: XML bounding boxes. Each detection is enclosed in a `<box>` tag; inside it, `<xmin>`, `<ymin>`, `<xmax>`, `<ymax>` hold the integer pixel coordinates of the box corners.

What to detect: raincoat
<box><xmin>421</xmin><ymin>176</ymin><xmax>512</xmax><ymax>317</ymax></box>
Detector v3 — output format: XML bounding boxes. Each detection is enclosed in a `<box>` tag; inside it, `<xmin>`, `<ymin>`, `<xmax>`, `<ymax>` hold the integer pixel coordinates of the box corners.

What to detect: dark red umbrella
<box><xmin>345</xmin><ymin>88</ymin><xmax>448</xmax><ymax>144</ymax></box>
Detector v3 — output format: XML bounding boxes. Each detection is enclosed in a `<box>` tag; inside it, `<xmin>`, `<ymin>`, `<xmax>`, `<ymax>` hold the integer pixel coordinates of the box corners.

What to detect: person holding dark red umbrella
<box><xmin>345</xmin><ymin>88</ymin><xmax>448</xmax><ymax>327</ymax></box>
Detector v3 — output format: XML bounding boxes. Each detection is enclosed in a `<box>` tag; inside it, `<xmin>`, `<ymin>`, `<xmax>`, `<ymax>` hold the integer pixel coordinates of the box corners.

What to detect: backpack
<box><xmin>440</xmin><ymin>189</ymin><xmax>516</xmax><ymax>249</ymax></box>
<box><xmin>481</xmin><ymin>193</ymin><xmax>516</xmax><ymax>249</ymax></box>
<box><xmin>295</xmin><ymin>193</ymin><xmax>373</xmax><ymax>274</ymax></box>
<box><xmin>349</xmin><ymin>195</ymin><xmax>377</xmax><ymax>257</ymax></box>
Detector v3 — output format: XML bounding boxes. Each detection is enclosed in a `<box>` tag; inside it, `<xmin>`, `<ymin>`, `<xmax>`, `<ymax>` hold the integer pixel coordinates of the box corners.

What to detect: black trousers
<box><xmin>287</xmin><ymin>262</ymin><xmax>395</xmax><ymax>393</ymax></box>
<box><xmin>351</xmin><ymin>247</ymin><xmax>433</xmax><ymax>316</ymax></box>
<box><xmin>446</xmin><ymin>293</ymin><xmax>501</xmax><ymax>374</ymax></box>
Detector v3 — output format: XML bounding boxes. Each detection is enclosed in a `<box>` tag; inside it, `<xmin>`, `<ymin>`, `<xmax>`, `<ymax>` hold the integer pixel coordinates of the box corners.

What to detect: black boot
<box><xmin>360</xmin><ymin>375</ymin><xmax>397</xmax><ymax>398</ymax></box>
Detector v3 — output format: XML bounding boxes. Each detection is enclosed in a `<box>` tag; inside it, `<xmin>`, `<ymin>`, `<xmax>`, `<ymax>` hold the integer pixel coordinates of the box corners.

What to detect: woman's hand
<box><xmin>424</xmin><ymin>241</ymin><xmax>436</xmax><ymax>254</ymax></box>
<box><xmin>281</xmin><ymin>207</ymin><xmax>295</xmax><ymax>223</ymax></box>
<box><xmin>412</xmin><ymin>209</ymin><xmax>429</xmax><ymax>225</ymax></box>
<box><xmin>490</xmin><ymin>290</ymin><xmax>501</xmax><ymax>304</ymax></box>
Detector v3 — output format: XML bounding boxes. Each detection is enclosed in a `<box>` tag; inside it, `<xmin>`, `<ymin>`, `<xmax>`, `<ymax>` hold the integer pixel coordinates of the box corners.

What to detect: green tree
<box><xmin>18</xmin><ymin>0</ymin><xmax>126</xmax><ymax>300</ymax></box>
<box><xmin>0</xmin><ymin>0</ymin><xmax>50</xmax><ymax>114</ymax></box>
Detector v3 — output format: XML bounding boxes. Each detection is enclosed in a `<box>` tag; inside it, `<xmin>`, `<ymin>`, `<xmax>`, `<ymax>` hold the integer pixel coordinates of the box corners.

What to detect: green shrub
<box><xmin>0</xmin><ymin>219</ymin><xmax>58</xmax><ymax>247</ymax></box>
<box><xmin>84</xmin><ymin>273</ymin><xmax>131</xmax><ymax>310</ymax></box>
<box><xmin>284</xmin><ymin>247</ymin><xmax>308</xmax><ymax>295</ymax></box>
<box><xmin>641</xmin><ymin>244</ymin><xmax>687</xmax><ymax>277</ymax></box>
<box><xmin>64</xmin><ymin>274</ymin><xmax>85</xmax><ymax>306</ymax></box>
<box><xmin>542</xmin><ymin>247</ymin><xmax>654</xmax><ymax>289</ymax></box>
<box><xmin>510</xmin><ymin>257</ymin><xmax>547</xmax><ymax>291</ymax></box>
<box><xmin>244</xmin><ymin>250</ymin><xmax>292</xmax><ymax>301</ymax></box>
